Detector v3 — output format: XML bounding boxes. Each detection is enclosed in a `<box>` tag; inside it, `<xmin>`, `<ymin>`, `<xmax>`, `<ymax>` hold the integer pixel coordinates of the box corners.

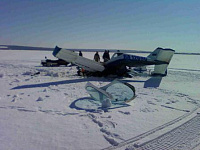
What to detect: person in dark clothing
<box><xmin>79</xmin><ymin>51</ymin><xmax>83</xmax><ymax>56</ymax></box>
<box><xmin>103</xmin><ymin>50</ymin><xmax>110</xmax><ymax>62</ymax></box>
<box><xmin>102</xmin><ymin>50</ymin><xmax>106</xmax><ymax>62</ymax></box>
<box><xmin>94</xmin><ymin>52</ymin><xmax>100</xmax><ymax>62</ymax></box>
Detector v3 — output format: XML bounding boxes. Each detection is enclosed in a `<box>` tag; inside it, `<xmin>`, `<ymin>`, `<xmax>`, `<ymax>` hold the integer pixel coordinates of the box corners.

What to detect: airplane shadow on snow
<box><xmin>123</xmin><ymin>76</ymin><xmax>163</xmax><ymax>88</ymax></box>
<box><xmin>143</xmin><ymin>76</ymin><xmax>163</xmax><ymax>88</ymax></box>
<box><xmin>11</xmin><ymin>76</ymin><xmax>162</xmax><ymax>90</ymax></box>
<box><xmin>11</xmin><ymin>77</ymin><xmax>110</xmax><ymax>90</ymax></box>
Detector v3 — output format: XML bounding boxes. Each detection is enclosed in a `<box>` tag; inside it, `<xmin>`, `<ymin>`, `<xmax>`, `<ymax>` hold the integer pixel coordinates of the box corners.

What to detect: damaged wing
<box><xmin>53</xmin><ymin>46</ymin><xmax>105</xmax><ymax>72</ymax></box>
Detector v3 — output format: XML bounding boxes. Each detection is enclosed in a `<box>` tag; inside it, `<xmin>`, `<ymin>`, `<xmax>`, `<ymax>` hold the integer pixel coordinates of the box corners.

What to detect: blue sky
<box><xmin>0</xmin><ymin>0</ymin><xmax>200</xmax><ymax>52</ymax></box>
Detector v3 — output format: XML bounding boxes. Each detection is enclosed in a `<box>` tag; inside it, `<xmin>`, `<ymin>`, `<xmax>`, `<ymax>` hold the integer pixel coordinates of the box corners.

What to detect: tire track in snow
<box><xmin>132</xmin><ymin>114</ymin><xmax>200</xmax><ymax>150</ymax></box>
<box><xmin>102</xmin><ymin>106</ymin><xmax>200</xmax><ymax>150</ymax></box>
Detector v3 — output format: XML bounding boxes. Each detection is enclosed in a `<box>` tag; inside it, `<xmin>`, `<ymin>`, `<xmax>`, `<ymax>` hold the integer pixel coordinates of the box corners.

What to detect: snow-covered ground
<box><xmin>0</xmin><ymin>50</ymin><xmax>200</xmax><ymax>150</ymax></box>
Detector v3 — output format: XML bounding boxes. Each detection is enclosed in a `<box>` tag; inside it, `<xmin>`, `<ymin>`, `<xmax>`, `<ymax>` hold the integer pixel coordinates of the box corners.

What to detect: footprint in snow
<box><xmin>0</xmin><ymin>74</ymin><xmax>4</xmax><ymax>78</ymax></box>
<box><xmin>36</xmin><ymin>97</ymin><xmax>43</xmax><ymax>102</ymax></box>
<box><xmin>118</xmin><ymin>111</ymin><xmax>131</xmax><ymax>115</ymax></box>
<box><xmin>100</xmin><ymin>128</ymin><xmax>124</xmax><ymax>140</ymax></box>
<box><xmin>103</xmin><ymin>135</ymin><xmax>119</xmax><ymax>146</ymax></box>
<box><xmin>11</xmin><ymin>94</ymin><xmax>19</xmax><ymax>102</ymax></box>
<box><xmin>87</xmin><ymin>114</ymin><xmax>103</xmax><ymax>127</ymax></box>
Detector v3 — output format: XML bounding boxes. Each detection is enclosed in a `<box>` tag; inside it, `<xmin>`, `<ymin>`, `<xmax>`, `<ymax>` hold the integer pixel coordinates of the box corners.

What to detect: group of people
<box><xmin>79</xmin><ymin>50</ymin><xmax>111</xmax><ymax>63</ymax></box>
<box><xmin>94</xmin><ymin>50</ymin><xmax>111</xmax><ymax>62</ymax></box>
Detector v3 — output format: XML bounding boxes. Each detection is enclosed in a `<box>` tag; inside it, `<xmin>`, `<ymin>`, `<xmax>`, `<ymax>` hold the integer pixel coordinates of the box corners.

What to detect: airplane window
<box><xmin>111</xmin><ymin>53</ymin><xmax>118</xmax><ymax>59</ymax></box>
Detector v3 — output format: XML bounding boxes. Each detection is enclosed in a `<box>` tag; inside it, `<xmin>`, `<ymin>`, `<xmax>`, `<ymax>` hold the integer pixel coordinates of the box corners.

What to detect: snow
<box><xmin>0</xmin><ymin>50</ymin><xmax>200</xmax><ymax>150</ymax></box>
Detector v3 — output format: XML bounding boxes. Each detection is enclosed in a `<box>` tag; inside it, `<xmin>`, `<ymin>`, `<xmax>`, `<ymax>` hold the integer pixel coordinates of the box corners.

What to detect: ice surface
<box><xmin>0</xmin><ymin>50</ymin><xmax>200</xmax><ymax>150</ymax></box>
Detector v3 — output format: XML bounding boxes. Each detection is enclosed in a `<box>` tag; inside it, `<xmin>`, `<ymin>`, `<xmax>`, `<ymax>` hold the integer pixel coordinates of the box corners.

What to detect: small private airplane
<box><xmin>52</xmin><ymin>46</ymin><xmax>175</xmax><ymax>77</ymax></box>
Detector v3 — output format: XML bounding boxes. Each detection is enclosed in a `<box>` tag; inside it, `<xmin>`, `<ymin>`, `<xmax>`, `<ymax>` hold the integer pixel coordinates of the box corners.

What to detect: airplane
<box><xmin>52</xmin><ymin>46</ymin><xmax>175</xmax><ymax>77</ymax></box>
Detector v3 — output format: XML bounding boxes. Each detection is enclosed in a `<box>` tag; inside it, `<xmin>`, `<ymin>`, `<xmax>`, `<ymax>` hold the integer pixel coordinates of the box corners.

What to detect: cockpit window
<box><xmin>111</xmin><ymin>53</ymin><xmax>118</xmax><ymax>59</ymax></box>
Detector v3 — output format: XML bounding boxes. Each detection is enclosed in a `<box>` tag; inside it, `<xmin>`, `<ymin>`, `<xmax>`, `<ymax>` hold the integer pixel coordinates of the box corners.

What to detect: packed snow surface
<box><xmin>0</xmin><ymin>50</ymin><xmax>200</xmax><ymax>150</ymax></box>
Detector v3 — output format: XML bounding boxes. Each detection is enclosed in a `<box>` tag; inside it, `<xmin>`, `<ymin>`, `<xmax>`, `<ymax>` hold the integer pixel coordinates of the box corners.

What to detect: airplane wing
<box><xmin>52</xmin><ymin>46</ymin><xmax>105</xmax><ymax>72</ymax></box>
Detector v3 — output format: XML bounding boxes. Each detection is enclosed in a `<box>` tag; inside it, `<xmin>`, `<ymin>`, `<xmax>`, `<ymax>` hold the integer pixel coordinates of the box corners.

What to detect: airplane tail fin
<box><xmin>147</xmin><ymin>47</ymin><xmax>175</xmax><ymax>76</ymax></box>
<box><xmin>52</xmin><ymin>46</ymin><xmax>105</xmax><ymax>72</ymax></box>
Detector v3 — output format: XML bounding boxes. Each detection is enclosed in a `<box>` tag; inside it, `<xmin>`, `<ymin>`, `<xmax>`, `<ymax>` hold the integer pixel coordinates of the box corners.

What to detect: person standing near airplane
<box><xmin>94</xmin><ymin>52</ymin><xmax>100</xmax><ymax>62</ymax></box>
<box><xmin>103</xmin><ymin>50</ymin><xmax>110</xmax><ymax>62</ymax></box>
<box><xmin>79</xmin><ymin>51</ymin><xmax>83</xmax><ymax>56</ymax></box>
